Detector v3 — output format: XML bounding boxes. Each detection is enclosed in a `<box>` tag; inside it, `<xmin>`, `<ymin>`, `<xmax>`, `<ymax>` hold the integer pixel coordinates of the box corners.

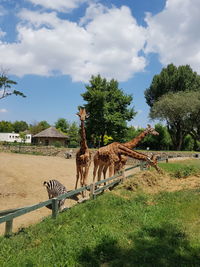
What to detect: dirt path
<box><xmin>0</xmin><ymin>152</ymin><xmax>96</xmax><ymax>235</ymax></box>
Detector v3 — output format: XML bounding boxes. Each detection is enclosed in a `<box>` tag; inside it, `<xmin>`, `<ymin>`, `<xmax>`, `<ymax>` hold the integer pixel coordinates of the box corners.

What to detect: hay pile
<box><xmin>122</xmin><ymin>170</ymin><xmax>200</xmax><ymax>194</ymax></box>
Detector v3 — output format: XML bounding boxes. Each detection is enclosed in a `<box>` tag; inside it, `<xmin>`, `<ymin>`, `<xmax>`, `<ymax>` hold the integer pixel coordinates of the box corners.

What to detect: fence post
<box><xmin>121</xmin><ymin>169</ymin><xmax>125</xmax><ymax>183</ymax></box>
<box><xmin>90</xmin><ymin>183</ymin><xmax>95</xmax><ymax>199</ymax></box>
<box><xmin>140</xmin><ymin>161</ymin><xmax>145</xmax><ymax>171</ymax></box>
<box><xmin>52</xmin><ymin>198</ymin><xmax>59</xmax><ymax>219</ymax></box>
<box><xmin>5</xmin><ymin>219</ymin><xmax>13</xmax><ymax>236</ymax></box>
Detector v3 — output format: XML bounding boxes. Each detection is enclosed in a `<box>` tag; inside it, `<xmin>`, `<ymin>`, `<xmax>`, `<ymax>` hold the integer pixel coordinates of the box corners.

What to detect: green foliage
<box><xmin>19</xmin><ymin>132</ymin><xmax>26</xmax><ymax>143</ymax></box>
<box><xmin>53</xmin><ymin>141</ymin><xmax>62</xmax><ymax>148</ymax></box>
<box><xmin>103</xmin><ymin>135</ymin><xmax>113</xmax><ymax>145</ymax></box>
<box><xmin>55</xmin><ymin>118</ymin><xmax>70</xmax><ymax>134</ymax></box>
<box><xmin>68</xmin><ymin>122</ymin><xmax>79</xmax><ymax>147</ymax></box>
<box><xmin>29</xmin><ymin>121</ymin><xmax>50</xmax><ymax>135</ymax></box>
<box><xmin>0</xmin><ymin>120</ymin><xmax>14</xmax><ymax>132</ymax></box>
<box><xmin>82</xmin><ymin>75</ymin><xmax>136</xmax><ymax>146</ymax></box>
<box><xmin>145</xmin><ymin>63</ymin><xmax>200</xmax><ymax>107</ymax></box>
<box><xmin>183</xmin><ymin>135</ymin><xmax>195</xmax><ymax>151</ymax></box>
<box><xmin>12</xmin><ymin>121</ymin><xmax>28</xmax><ymax>133</ymax></box>
<box><xmin>150</xmin><ymin>91</ymin><xmax>200</xmax><ymax>150</ymax></box>
<box><xmin>0</xmin><ymin>71</ymin><xmax>26</xmax><ymax>99</ymax></box>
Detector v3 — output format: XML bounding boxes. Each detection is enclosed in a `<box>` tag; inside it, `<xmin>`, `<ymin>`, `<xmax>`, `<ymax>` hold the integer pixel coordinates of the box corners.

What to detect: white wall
<box><xmin>0</xmin><ymin>133</ymin><xmax>32</xmax><ymax>143</ymax></box>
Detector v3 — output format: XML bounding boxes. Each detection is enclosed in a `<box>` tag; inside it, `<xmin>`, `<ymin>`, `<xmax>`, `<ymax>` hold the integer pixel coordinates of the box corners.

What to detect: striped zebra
<box><xmin>43</xmin><ymin>179</ymin><xmax>67</xmax><ymax>211</ymax></box>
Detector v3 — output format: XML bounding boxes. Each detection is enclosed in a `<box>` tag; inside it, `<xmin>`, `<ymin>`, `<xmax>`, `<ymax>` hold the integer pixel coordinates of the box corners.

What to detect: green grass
<box><xmin>0</xmin><ymin>185</ymin><xmax>200</xmax><ymax>266</ymax></box>
<box><xmin>158</xmin><ymin>159</ymin><xmax>200</xmax><ymax>178</ymax></box>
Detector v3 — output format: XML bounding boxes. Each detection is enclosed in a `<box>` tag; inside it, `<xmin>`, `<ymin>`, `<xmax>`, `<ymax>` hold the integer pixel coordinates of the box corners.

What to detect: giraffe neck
<box><xmin>124</xmin><ymin>130</ymin><xmax>148</xmax><ymax>149</ymax></box>
<box><xmin>80</xmin><ymin>120</ymin><xmax>88</xmax><ymax>152</ymax></box>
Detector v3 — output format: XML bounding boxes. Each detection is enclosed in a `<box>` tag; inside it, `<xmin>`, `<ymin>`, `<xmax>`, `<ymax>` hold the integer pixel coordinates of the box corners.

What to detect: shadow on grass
<box><xmin>78</xmin><ymin>223</ymin><xmax>200</xmax><ymax>267</ymax></box>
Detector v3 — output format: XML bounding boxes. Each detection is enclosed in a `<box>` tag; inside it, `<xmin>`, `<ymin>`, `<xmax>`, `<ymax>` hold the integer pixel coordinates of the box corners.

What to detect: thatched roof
<box><xmin>33</xmin><ymin>127</ymin><xmax>68</xmax><ymax>139</ymax></box>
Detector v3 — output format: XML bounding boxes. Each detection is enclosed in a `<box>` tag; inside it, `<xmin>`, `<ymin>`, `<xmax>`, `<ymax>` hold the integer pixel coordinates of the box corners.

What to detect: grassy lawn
<box><xmin>158</xmin><ymin>159</ymin><xmax>200</xmax><ymax>178</ymax></box>
<box><xmin>0</xmin><ymin>160</ymin><xmax>200</xmax><ymax>266</ymax></box>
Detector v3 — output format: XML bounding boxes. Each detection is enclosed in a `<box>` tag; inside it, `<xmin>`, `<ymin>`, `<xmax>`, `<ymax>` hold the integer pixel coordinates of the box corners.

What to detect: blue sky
<box><xmin>0</xmin><ymin>0</ymin><xmax>199</xmax><ymax>127</ymax></box>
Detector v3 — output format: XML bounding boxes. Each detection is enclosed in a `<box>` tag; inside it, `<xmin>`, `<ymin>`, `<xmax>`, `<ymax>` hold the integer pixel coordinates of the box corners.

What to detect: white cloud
<box><xmin>26</xmin><ymin>0</ymin><xmax>90</xmax><ymax>12</ymax></box>
<box><xmin>0</xmin><ymin>108</ymin><xmax>8</xmax><ymax>113</ymax></box>
<box><xmin>145</xmin><ymin>0</ymin><xmax>200</xmax><ymax>73</ymax></box>
<box><xmin>0</xmin><ymin>4</ymin><xmax>147</xmax><ymax>82</ymax></box>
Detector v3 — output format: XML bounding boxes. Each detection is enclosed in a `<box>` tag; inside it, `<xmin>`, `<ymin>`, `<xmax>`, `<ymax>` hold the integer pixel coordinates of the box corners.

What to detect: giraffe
<box><xmin>93</xmin><ymin>141</ymin><xmax>160</xmax><ymax>183</ymax></box>
<box><xmin>93</xmin><ymin>125</ymin><xmax>159</xmax><ymax>182</ymax></box>
<box><xmin>114</xmin><ymin>124</ymin><xmax>159</xmax><ymax>172</ymax></box>
<box><xmin>75</xmin><ymin>108</ymin><xmax>92</xmax><ymax>196</ymax></box>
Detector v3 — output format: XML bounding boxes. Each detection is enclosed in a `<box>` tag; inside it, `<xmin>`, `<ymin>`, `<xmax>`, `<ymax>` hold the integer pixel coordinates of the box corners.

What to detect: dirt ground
<box><xmin>0</xmin><ymin>152</ymin><xmax>198</xmax><ymax>235</ymax></box>
<box><xmin>0</xmin><ymin>152</ymin><xmax>98</xmax><ymax>235</ymax></box>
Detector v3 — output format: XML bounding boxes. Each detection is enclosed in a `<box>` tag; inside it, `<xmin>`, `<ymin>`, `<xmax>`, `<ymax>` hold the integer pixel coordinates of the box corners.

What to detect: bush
<box><xmin>53</xmin><ymin>141</ymin><xmax>62</xmax><ymax>148</ymax></box>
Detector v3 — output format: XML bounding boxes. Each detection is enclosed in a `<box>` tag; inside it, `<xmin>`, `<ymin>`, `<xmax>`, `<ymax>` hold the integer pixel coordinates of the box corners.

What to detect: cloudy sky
<box><xmin>0</xmin><ymin>0</ymin><xmax>199</xmax><ymax>127</ymax></box>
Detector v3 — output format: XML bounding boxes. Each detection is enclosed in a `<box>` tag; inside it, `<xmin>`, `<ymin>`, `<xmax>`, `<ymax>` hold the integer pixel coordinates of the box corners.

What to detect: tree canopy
<box><xmin>145</xmin><ymin>64</ymin><xmax>200</xmax><ymax>107</ymax></box>
<box><xmin>0</xmin><ymin>70</ymin><xmax>26</xmax><ymax>100</ymax></box>
<box><xmin>55</xmin><ymin>118</ymin><xmax>70</xmax><ymax>134</ymax></box>
<box><xmin>81</xmin><ymin>75</ymin><xmax>136</xmax><ymax>146</ymax></box>
<box><xmin>150</xmin><ymin>91</ymin><xmax>200</xmax><ymax>150</ymax></box>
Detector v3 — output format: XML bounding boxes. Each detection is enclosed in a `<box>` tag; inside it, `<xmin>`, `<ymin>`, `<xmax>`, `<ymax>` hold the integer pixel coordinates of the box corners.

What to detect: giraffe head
<box><xmin>77</xmin><ymin>108</ymin><xmax>89</xmax><ymax>121</ymax></box>
<box><xmin>145</xmin><ymin>124</ymin><xmax>159</xmax><ymax>136</ymax></box>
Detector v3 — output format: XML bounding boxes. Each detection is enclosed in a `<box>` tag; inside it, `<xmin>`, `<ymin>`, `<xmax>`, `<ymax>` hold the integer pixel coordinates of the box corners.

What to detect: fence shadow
<box><xmin>78</xmin><ymin>223</ymin><xmax>200</xmax><ymax>267</ymax></box>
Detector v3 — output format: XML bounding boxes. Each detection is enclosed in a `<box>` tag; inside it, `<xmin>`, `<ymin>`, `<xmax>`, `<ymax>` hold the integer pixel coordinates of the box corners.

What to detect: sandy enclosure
<box><xmin>0</xmin><ymin>152</ymin><xmax>94</xmax><ymax>235</ymax></box>
<box><xmin>0</xmin><ymin>152</ymin><xmax>137</xmax><ymax>235</ymax></box>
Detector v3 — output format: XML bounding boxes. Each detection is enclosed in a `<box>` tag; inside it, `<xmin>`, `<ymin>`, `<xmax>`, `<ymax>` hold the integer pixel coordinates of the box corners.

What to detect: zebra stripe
<box><xmin>43</xmin><ymin>179</ymin><xmax>67</xmax><ymax>211</ymax></box>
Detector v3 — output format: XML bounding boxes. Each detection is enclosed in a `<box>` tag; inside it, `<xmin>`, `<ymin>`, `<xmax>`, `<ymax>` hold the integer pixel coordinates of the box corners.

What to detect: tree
<box><xmin>145</xmin><ymin>64</ymin><xmax>200</xmax><ymax>107</ymax></box>
<box><xmin>68</xmin><ymin>122</ymin><xmax>79</xmax><ymax>147</ymax></box>
<box><xmin>55</xmin><ymin>118</ymin><xmax>70</xmax><ymax>134</ymax></box>
<box><xmin>19</xmin><ymin>132</ymin><xmax>26</xmax><ymax>144</ymax></box>
<box><xmin>29</xmin><ymin>121</ymin><xmax>50</xmax><ymax>135</ymax></box>
<box><xmin>140</xmin><ymin>124</ymin><xmax>172</xmax><ymax>150</ymax></box>
<box><xmin>150</xmin><ymin>91</ymin><xmax>200</xmax><ymax>150</ymax></box>
<box><xmin>13</xmin><ymin>121</ymin><xmax>28</xmax><ymax>133</ymax></box>
<box><xmin>0</xmin><ymin>121</ymin><xmax>14</xmax><ymax>132</ymax></box>
<box><xmin>0</xmin><ymin>70</ymin><xmax>26</xmax><ymax>100</ymax></box>
<box><xmin>82</xmin><ymin>75</ymin><xmax>136</xmax><ymax>147</ymax></box>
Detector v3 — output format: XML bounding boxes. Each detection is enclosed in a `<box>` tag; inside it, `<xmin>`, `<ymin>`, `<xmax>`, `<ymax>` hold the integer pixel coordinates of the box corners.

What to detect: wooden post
<box><xmin>166</xmin><ymin>156</ymin><xmax>169</xmax><ymax>163</ymax></box>
<box><xmin>90</xmin><ymin>183</ymin><xmax>95</xmax><ymax>199</ymax></box>
<box><xmin>140</xmin><ymin>161</ymin><xmax>145</xmax><ymax>171</ymax></box>
<box><xmin>121</xmin><ymin>169</ymin><xmax>125</xmax><ymax>183</ymax></box>
<box><xmin>5</xmin><ymin>219</ymin><xmax>13</xmax><ymax>236</ymax></box>
<box><xmin>52</xmin><ymin>198</ymin><xmax>59</xmax><ymax>219</ymax></box>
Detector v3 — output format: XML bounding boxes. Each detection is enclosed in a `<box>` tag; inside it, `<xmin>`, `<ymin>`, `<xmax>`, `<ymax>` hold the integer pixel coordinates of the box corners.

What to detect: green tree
<box><xmin>82</xmin><ymin>75</ymin><xmax>136</xmax><ymax>146</ymax></box>
<box><xmin>140</xmin><ymin>124</ymin><xmax>172</xmax><ymax>150</ymax></box>
<box><xmin>145</xmin><ymin>64</ymin><xmax>200</xmax><ymax>107</ymax></box>
<box><xmin>150</xmin><ymin>91</ymin><xmax>200</xmax><ymax>150</ymax></box>
<box><xmin>55</xmin><ymin>118</ymin><xmax>70</xmax><ymax>134</ymax></box>
<box><xmin>29</xmin><ymin>121</ymin><xmax>50</xmax><ymax>135</ymax></box>
<box><xmin>68</xmin><ymin>122</ymin><xmax>79</xmax><ymax>147</ymax></box>
<box><xmin>0</xmin><ymin>121</ymin><xmax>14</xmax><ymax>132</ymax></box>
<box><xmin>13</xmin><ymin>121</ymin><xmax>28</xmax><ymax>133</ymax></box>
<box><xmin>19</xmin><ymin>132</ymin><xmax>26</xmax><ymax>144</ymax></box>
<box><xmin>0</xmin><ymin>70</ymin><xmax>26</xmax><ymax>99</ymax></box>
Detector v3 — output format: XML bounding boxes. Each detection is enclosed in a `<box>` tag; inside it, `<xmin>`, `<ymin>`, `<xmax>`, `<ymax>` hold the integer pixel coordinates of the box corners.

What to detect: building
<box><xmin>32</xmin><ymin>126</ymin><xmax>69</xmax><ymax>146</ymax></box>
<box><xmin>0</xmin><ymin>132</ymin><xmax>32</xmax><ymax>143</ymax></box>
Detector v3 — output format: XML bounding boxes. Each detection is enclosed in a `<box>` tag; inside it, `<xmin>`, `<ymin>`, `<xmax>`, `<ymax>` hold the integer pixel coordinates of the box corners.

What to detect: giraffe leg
<box><xmin>75</xmin><ymin>166</ymin><xmax>80</xmax><ymax>189</ymax></box>
<box><xmin>93</xmin><ymin>161</ymin><xmax>98</xmax><ymax>183</ymax></box>
<box><xmin>109</xmin><ymin>163</ymin><xmax>115</xmax><ymax>178</ymax></box>
<box><xmin>103</xmin><ymin>165</ymin><xmax>108</xmax><ymax>185</ymax></box>
<box><xmin>97</xmin><ymin>164</ymin><xmax>103</xmax><ymax>182</ymax></box>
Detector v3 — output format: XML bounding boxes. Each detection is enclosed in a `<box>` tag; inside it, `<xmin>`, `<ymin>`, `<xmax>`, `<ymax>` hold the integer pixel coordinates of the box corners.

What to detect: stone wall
<box><xmin>0</xmin><ymin>145</ymin><xmax>199</xmax><ymax>161</ymax></box>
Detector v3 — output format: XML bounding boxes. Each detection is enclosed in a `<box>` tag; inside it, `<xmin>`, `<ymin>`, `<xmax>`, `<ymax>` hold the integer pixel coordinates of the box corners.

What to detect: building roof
<box><xmin>33</xmin><ymin>127</ymin><xmax>68</xmax><ymax>139</ymax></box>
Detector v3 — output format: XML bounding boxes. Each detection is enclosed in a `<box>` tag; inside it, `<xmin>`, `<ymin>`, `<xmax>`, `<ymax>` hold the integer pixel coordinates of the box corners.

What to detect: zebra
<box><xmin>43</xmin><ymin>179</ymin><xmax>67</xmax><ymax>211</ymax></box>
